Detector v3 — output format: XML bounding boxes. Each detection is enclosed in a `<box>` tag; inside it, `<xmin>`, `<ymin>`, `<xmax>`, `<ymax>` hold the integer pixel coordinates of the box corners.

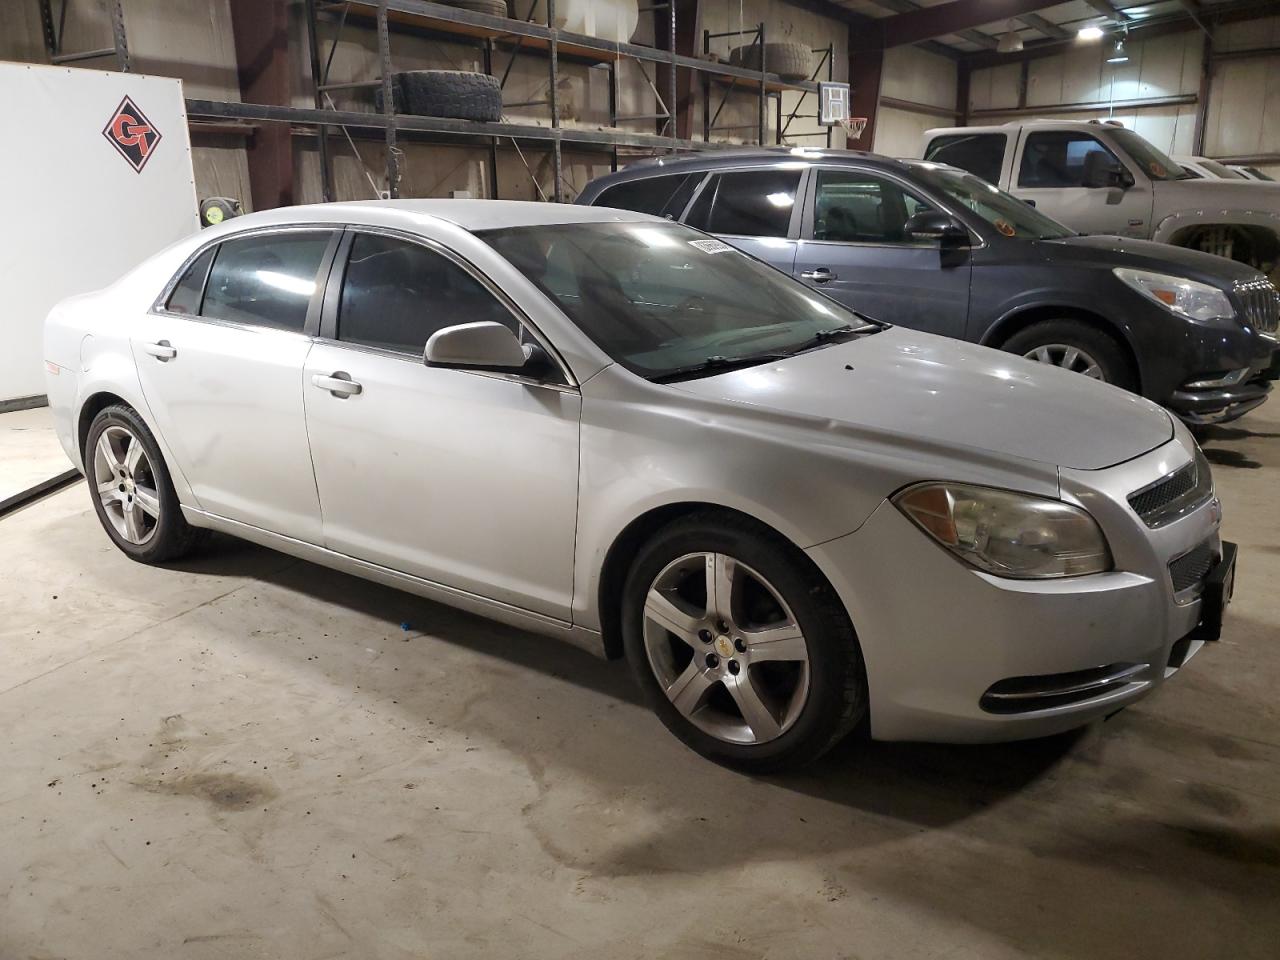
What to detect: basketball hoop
<box><xmin>839</xmin><ymin>116</ymin><xmax>869</xmax><ymax>140</ymax></box>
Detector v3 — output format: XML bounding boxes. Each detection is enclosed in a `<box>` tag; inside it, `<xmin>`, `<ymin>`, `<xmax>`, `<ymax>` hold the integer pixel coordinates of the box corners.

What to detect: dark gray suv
<box><xmin>578</xmin><ymin>150</ymin><xmax>1279</xmax><ymax>425</ymax></box>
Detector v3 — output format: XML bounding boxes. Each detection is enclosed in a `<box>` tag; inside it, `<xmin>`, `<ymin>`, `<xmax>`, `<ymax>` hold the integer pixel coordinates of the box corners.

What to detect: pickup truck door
<box><xmin>1008</xmin><ymin>129</ymin><xmax>1153</xmax><ymax>238</ymax></box>
<box><xmin>791</xmin><ymin>166</ymin><xmax>971</xmax><ymax>337</ymax></box>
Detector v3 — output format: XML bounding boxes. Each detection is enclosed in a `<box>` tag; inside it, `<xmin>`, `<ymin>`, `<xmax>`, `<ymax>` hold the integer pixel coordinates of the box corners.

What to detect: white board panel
<box><xmin>0</xmin><ymin>63</ymin><xmax>199</xmax><ymax>402</ymax></box>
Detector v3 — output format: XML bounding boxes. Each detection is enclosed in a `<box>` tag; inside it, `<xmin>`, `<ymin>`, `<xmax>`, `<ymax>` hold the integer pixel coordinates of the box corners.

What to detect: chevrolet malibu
<box><xmin>44</xmin><ymin>201</ymin><xmax>1236</xmax><ymax>771</ymax></box>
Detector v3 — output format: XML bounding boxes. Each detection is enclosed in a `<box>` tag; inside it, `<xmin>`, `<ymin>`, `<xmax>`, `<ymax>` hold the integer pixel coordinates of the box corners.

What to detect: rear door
<box><xmin>1010</xmin><ymin>129</ymin><xmax>1153</xmax><ymax>237</ymax></box>
<box><xmin>791</xmin><ymin>166</ymin><xmax>971</xmax><ymax>336</ymax></box>
<box><xmin>131</xmin><ymin>227</ymin><xmax>338</xmax><ymax>542</ymax></box>
<box><xmin>682</xmin><ymin>167</ymin><xmax>804</xmax><ymax>271</ymax></box>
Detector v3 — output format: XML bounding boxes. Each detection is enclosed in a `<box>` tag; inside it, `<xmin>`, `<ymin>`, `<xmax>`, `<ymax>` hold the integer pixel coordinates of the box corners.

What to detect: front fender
<box><xmin>1152</xmin><ymin>207</ymin><xmax>1280</xmax><ymax>245</ymax></box>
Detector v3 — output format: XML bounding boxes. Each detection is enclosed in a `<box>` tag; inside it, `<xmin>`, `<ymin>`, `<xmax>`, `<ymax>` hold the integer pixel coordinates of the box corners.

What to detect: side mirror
<box><xmin>425</xmin><ymin>321</ymin><xmax>527</xmax><ymax>372</ymax></box>
<box><xmin>903</xmin><ymin>210</ymin><xmax>969</xmax><ymax>247</ymax></box>
<box><xmin>1082</xmin><ymin>150</ymin><xmax>1129</xmax><ymax>189</ymax></box>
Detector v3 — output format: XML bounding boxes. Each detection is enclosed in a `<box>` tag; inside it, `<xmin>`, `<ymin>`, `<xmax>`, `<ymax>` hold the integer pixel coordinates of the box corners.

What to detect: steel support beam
<box><xmin>846</xmin><ymin>47</ymin><xmax>882</xmax><ymax>151</ymax></box>
<box><xmin>655</xmin><ymin>0</ymin><xmax>700</xmax><ymax>140</ymax></box>
<box><xmin>228</xmin><ymin>0</ymin><xmax>294</xmax><ymax>210</ymax></box>
<box><xmin>853</xmin><ymin>0</ymin><xmax>1067</xmax><ymax>50</ymax></box>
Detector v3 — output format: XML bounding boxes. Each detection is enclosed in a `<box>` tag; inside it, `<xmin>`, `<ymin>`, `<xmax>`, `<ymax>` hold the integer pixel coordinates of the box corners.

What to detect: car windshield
<box><xmin>1108</xmin><ymin>128</ymin><xmax>1186</xmax><ymax>181</ymax></box>
<box><xmin>913</xmin><ymin>164</ymin><xmax>1075</xmax><ymax>240</ymax></box>
<box><xmin>480</xmin><ymin>221</ymin><xmax>878</xmax><ymax>381</ymax></box>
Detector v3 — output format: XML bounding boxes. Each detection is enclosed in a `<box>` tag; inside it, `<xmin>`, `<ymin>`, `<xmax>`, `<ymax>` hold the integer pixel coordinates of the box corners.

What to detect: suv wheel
<box><xmin>1003</xmin><ymin>319</ymin><xmax>1136</xmax><ymax>392</ymax></box>
<box><xmin>621</xmin><ymin>511</ymin><xmax>867</xmax><ymax>772</ymax></box>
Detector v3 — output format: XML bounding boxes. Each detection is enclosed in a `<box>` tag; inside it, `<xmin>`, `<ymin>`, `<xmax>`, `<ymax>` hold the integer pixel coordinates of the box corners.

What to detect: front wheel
<box><xmin>621</xmin><ymin>512</ymin><xmax>867</xmax><ymax>772</ymax></box>
<box><xmin>1002</xmin><ymin>319</ymin><xmax>1137</xmax><ymax>392</ymax></box>
<box><xmin>85</xmin><ymin>404</ymin><xmax>207</xmax><ymax>564</ymax></box>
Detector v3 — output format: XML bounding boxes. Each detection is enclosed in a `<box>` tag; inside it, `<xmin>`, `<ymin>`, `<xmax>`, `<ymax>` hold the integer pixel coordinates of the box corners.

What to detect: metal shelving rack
<box><xmin>37</xmin><ymin>0</ymin><xmax>131</xmax><ymax>72</ymax></box>
<box><xmin>38</xmin><ymin>0</ymin><xmax>824</xmax><ymax>201</ymax></box>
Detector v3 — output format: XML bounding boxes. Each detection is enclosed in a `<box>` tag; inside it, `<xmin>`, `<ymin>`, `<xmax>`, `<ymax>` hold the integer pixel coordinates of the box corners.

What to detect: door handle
<box><xmin>312</xmin><ymin>373</ymin><xmax>363</xmax><ymax>398</ymax></box>
<box><xmin>800</xmin><ymin>267</ymin><xmax>836</xmax><ymax>283</ymax></box>
<box><xmin>142</xmin><ymin>340</ymin><xmax>177</xmax><ymax>361</ymax></box>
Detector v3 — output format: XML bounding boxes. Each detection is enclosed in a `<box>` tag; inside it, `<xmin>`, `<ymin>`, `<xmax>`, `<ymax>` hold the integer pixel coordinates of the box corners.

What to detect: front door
<box><xmin>301</xmin><ymin>230</ymin><xmax>581</xmax><ymax>621</ymax></box>
<box><xmin>131</xmin><ymin>228</ymin><xmax>337</xmax><ymax>542</ymax></box>
<box><xmin>1009</xmin><ymin>130</ymin><xmax>1153</xmax><ymax>238</ymax></box>
<box><xmin>792</xmin><ymin>167</ymin><xmax>971</xmax><ymax>337</ymax></box>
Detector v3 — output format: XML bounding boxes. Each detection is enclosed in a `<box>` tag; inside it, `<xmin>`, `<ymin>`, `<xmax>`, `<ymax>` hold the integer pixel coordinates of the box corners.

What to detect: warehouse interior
<box><xmin>2</xmin><ymin>0</ymin><xmax>1279</xmax><ymax>957</ymax></box>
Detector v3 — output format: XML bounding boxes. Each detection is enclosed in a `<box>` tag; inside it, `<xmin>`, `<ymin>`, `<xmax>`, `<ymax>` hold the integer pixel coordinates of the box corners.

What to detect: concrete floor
<box><xmin>0</xmin><ymin>406</ymin><xmax>73</xmax><ymax>502</ymax></box>
<box><xmin>2</xmin><ymin>407</ymin><xmax>1278</xmax><ymax>960</ymax></box>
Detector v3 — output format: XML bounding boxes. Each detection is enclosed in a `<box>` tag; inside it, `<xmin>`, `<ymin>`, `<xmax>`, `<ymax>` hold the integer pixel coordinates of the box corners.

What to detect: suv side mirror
<box><xmin>903</xmin><ymin>210</ymin><xmax>969</xmax><ymax>247</ymax></box>
<box><xmin>425</xmin><ymin>321</ymin><xmax>528</xmax><ymax>372</ymax></box>
<box><xmin>1082</xmin><ymin>150</ymin><xmax>1129</xmax><ymax>189</ymax></box>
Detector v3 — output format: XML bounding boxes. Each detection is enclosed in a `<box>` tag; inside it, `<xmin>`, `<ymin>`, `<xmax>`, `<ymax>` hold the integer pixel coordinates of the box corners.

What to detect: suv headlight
<box><xmin>1114</xmin><ymin>268</ymin><xmax>1234</xmax><ymax>324</ymax></box>
<box><xmin>894</xmin><ymin>483</ymin><xmax>1112</xmax><ymax>579</ymax></box>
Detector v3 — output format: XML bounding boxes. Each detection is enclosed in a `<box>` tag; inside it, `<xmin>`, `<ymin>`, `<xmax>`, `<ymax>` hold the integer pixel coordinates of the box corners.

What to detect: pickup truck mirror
<box><xmin>1082</xmin><ymin>151</ymin><xmax>1131</xmax><ymax>189</ymax></box>
<box><xmin>904</xmin><ymin>210</ymin><xmax>969</xmax><ymax>247</ymax></box>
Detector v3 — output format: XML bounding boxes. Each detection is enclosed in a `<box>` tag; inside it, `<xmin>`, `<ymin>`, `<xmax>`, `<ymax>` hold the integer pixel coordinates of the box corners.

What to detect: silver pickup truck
<box><xmin>921</xmin><ymin>120</ymin><xmax>1280</xmax><ymax>282</ymax></box>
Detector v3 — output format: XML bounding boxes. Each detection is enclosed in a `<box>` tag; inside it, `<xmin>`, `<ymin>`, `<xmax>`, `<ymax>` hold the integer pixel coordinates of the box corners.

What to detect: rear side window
<box><xmin>337</xmin><ymin>233</ymin><xmax>518</xmax><ymax>355</ymax></box>
<box><xmin>200</xmin><ymin>231</ymin><xmax>333</xmax><ymax>332</ymax></box>
<box><xmin>164</xmin><ymin>247</ymin><xmax>216</xmax><ymax>315</ymax></box>
<box><xmin>685</xmin><ymin>169</ymin><xmax>801</xmax><ymax>238</ymax></box>
<box><xmin>595</xmin><ymin>174</ymin><xmax>700</xmax><ymax>219</ymax></box>
<box><xmin>1018</xmin><ymin>132</ymin><xmax>1120</xmax><ymax>188</ymax></box>
<box><xmin>924</xmin><ymin>134</ymin><xmax>1006</xmax><ymax>185</ymax></box>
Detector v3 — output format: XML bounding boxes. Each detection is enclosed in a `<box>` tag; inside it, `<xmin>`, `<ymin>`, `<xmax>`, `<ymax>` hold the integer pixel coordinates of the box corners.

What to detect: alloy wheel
<box><xmin>93</xmin><ymin>425</ymin><xmax>160</xmax><ymax>545</ymax></box>
<box><xmin>642</xmin><ymin>552</ymin><xmax>810</xmax><ymax>745</ymax></box>
<box><xmin>1023</xmin><ymin>343</ymin><xmax>1105</xmax><ymax>380</ymax></box>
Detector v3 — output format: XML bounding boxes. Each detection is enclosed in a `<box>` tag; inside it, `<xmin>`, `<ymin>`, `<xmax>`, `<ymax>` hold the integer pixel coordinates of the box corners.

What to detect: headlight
<box><xmin>894</xmin><ymin>483</ymin><xmax>1112</xmax><ymax>579</ymax></box>
<box><xmin>1113</xmin><ymin>268</ymin><xmax>1234</xmax><ymax>324</ymax></box>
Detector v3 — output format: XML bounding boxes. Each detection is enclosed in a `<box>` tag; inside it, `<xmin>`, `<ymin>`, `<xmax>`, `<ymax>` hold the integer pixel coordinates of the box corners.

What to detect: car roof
<box><xmin>210</xmin><ymin>198</ymin><xmax>659</xmax><ymax>233</ymax></box>
<box><xmin>926</xmin><ymin>119</ymin><xmax>1131</xmax><ymax>136</ymax></box>
<box><xmin>584</xmin><ymin>148</ymin><xmax>916</xmax><ymax>185</ymax></box>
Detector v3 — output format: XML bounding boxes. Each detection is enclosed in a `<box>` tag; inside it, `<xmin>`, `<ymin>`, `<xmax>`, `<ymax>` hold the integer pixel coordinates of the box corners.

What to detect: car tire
<box><xmin>84</xmin><ymin>404</ymin><xmax>207</xmax><ymax>564</ymax></box>
<box><xmin>621</xmin><ymin>510</ymin><xmax>867</xmax><ymax>772</ymax></box>
<box><xmin>375</xmin><ymin>70</ymin><xmax>503</xmax><ymax>122</ymax></box>
<box><xmin>1002</xmin><ymin>319</ymin><xmax>1137</xmax><ymax>392</ymax></box>
<box><xmin>728</xmin><ymin>41</ymin><xmax>813</xmax><ymax>82</ymax></box>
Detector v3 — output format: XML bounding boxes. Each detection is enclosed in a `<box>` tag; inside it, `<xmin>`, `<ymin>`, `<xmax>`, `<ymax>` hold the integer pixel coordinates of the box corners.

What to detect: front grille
<box><xmin>1169</xmin><ymin>540</ymin><xmax>1216</xmax><ymax>594</ymax></box>
<box><xmin>1235</xmin><ymin>278</ymin><xmax>1280</xmax><ymax>337</ymax></box>
<box><xmin>1127</xmin><ymin>448</ymin><xmax>1213</xmax><ymax>528</ymax></box>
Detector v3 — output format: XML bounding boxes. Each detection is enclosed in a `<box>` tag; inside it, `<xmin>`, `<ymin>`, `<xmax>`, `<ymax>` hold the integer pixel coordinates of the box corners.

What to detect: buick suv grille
<box><xmin>1235</xmin><ymin>278</ymin><xmax>1280</xmax><ymax>337</ymax></box>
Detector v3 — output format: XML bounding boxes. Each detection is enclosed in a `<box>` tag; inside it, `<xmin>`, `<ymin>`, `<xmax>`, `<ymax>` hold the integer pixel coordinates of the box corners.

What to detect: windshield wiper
<box><xmin>786</xmin><ymin>324</ymin><xmax>867</xmax><ymax>354</ymax></box>
<box><xmin>650</xmin><ymin>352</ymin><xmax>790</xmax><ymax>384</ymax></box>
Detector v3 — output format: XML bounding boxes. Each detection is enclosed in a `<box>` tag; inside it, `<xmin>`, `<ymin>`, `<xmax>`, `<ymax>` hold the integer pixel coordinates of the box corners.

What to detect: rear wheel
<box><xmin>1002</xmin><ymin>319</ymin><xmax>1137</xmax><ymax>392</ymax></box>
<box><xmin>621</xmin><ymin>512</ymin><xmax>866</xmax><ymax>772</ymax></box>
<box><xmin>85</xmin><ymin>405</ymin><xmax>207</xmax><ymax>564</ymax></box>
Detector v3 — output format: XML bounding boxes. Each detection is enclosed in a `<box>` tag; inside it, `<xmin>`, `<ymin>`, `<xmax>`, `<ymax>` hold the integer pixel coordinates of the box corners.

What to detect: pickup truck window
<box><xmin>1108</xmin><ymin>128</ymin><xmax>1186</xmax><ymax>180</ymax></box>
<box><xmin>1018</xmin><ymin>132</ymin><xmax>1123</xmax><ymax>188</ymax></box>
<box><xmin>812</xmin><ymin>169</ymin><xmax>935</xmax><ymax>244</ymax></box>
<box><xmin>923</xmin><ymin>134</ymin><xmax>1006</xmax><ymax>185</ymax></box>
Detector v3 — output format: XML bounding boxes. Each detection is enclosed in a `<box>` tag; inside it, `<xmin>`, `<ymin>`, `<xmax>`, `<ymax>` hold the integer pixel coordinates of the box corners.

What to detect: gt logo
<box><xmin>103</xmin><ymin>95</ymin><xmax>161</xmax><ymax>172</ymax></box>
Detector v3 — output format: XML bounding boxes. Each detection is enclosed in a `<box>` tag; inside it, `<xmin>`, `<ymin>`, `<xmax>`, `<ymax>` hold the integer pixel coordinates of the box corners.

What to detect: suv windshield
<box><xmin>1108</xmin><ymin>128</ymin><xmax>1186</xmax><ymax>181</ymax></box>
<box><xmin>481</xmin><ymin>221</ymin><xmax>877</xmax><ymax>381</ymax></box>
<box><xmin>913</xmin><ymin>164</ymin><xmax>1075</xmax><ymax>240</ymax></box>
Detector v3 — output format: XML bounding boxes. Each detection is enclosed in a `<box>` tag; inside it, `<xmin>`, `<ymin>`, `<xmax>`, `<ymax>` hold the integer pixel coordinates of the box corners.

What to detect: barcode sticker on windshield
<box><xmin>688</xmin><ymin>238</ymin><xmax>734</xmax><ymax>255</ymax></box>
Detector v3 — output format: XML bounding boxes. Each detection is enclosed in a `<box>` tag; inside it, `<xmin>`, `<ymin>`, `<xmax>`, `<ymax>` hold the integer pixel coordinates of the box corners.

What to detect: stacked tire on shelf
<box><xmin>728</xmin><ymin>41</ymin><xmax>812</xmax><ymax>82</ymax></box>
<box><xmin>372</xmin><ymin>1</ymin><xmax>506</xmax><ymax>123</ymax></box>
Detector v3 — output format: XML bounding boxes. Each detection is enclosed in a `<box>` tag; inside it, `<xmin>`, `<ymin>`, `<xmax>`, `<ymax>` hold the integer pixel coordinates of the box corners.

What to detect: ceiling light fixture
<box><xmin>1106</xmin><ymin>38</ymin><xmax>1129</xmax><ymax>63</ymax></box>
<box><xmin>1078</xmin><ymin>25</ymin><xmax>1104</xmax><ymax>40</ymax></box>
<box><xmin>996</xmin><ymin>19</ymin><xmax>1024</xmax><ymax>54</ymax></box>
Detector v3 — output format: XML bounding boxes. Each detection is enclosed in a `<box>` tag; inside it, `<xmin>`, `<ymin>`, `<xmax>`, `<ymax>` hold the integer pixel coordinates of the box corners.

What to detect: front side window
<box><xmin>924</xmin><ymin>134</ymin><xmax>1007</xmax><ymax>185</ymax></box>
<box><xmin>164</xmin><ymin>247</ymin><xmax>216</xmax><ymax>315</ymax></box>
<box><xmin>1018</xmin><ymin>133</ymin><xmax>1123</xmax><ymax>188</ymax></box>
<box><xmin>595</xmin><ymin>174</ymin><xmax>701</xmax><ymax>219</ymax></box>
<box><xmin>337</xmin><ymin>233</ymin><xmax>518</xmax><ymax>355</ymax></box>
<box><xmin>811</xmin><ymin>169</ymin><xmax>935</xmax><ymax>244</ymax></box>
<box><xmin>685</xmin><ymin>169</ymin><xmax>802</xmax><ymax>238</ymax></box>
<box><xmin>200</xmin><ymin>231</ymin><xmax>333</xmax><ymax>332</ymax></box>
<box><xmin>482</xmin><ymin>221</ymin><xmax>877</xmax><ymax>381</ymax></box>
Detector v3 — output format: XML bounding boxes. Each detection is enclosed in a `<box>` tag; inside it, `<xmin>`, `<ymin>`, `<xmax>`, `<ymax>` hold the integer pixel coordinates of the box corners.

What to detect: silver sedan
<box><xmin>44</xmin><ymin>200</ymin><xmax>1235</xmax><ymax>770</ymax></box>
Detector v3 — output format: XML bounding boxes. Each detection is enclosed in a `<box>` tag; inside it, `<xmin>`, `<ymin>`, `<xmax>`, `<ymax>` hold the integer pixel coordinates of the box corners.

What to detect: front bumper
<box><xmin>807</xmin><ymin>430</ymin><xmax>1225</xmax><ymax>743</ymax></box>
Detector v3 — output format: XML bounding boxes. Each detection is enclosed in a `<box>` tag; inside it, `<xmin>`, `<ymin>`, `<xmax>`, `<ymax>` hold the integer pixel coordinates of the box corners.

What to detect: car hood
<box><xmin>1154</xmin><ymin>177</ymin><xmax>1280</xmax><ymax>207</ymax></box>
<box><xmin>1041</xmin><ymin>234</ymin><xmax>1264</xmax><ymax>284</ymax></box>
<box><xmin>673</xmin><ymin>327</ymin><xmax>1173</xmax><ymax>471</ymax></box>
